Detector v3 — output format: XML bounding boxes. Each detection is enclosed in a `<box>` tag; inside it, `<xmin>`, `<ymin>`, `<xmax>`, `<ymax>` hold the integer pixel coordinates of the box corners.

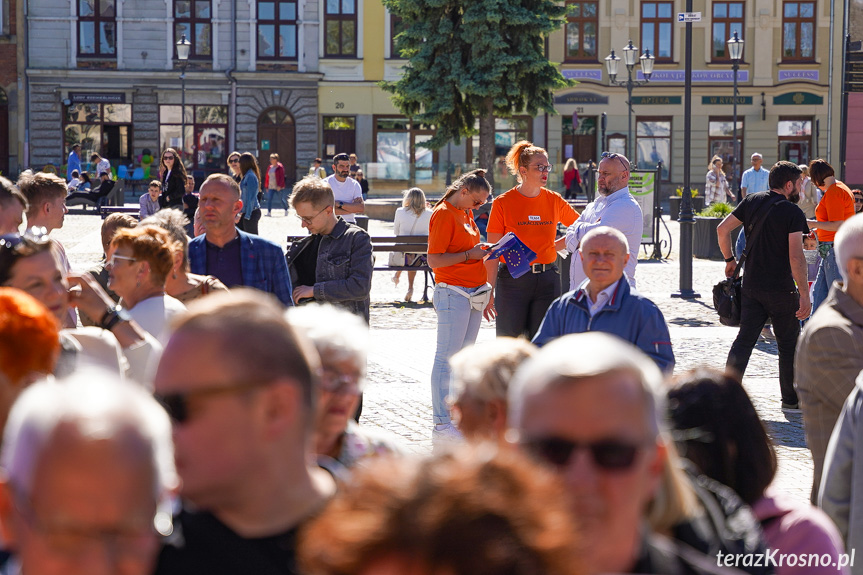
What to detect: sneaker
<box><xmin>760</xmin><ymin>325</ymin><xmax>775</xmax><ymax>340</ymax></box>
<box><xmin>781</xmin><ymin>402</ymin><xmax>801</xmax><ymax>413</ymax></box>
<box><xmin>433</xmin><ymin>422</ymin><xmax>463</xmax><ymax>440</ymax></box>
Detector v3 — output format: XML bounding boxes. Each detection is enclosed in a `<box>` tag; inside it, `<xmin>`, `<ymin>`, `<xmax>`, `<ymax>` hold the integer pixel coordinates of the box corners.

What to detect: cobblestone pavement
<box><xmin>54</xmin><ymin>205</ymin><xmax>812</xmax><ymax>503</ymax></box>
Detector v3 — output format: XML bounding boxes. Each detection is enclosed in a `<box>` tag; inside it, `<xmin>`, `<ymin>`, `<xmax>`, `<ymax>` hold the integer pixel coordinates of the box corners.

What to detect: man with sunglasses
<box><xmin>286</xmin><ymin>176</ymin><xmax>373</xmax><ymax>322</ymax></box>
<box><xmin>510</xmin><ymin>333</ymin><xmax>733</xmax><ymax>575</ymax></box>
<box><xmin>0</xmin><ymin>373</ymin><xmax>176</xmax><ymax>575</ymax></box>
<box><xmin>187</xmin><ymin>174</ymin><xmax>293</xmax><ymax>306</ymax></box>
<box><xmin>153</xmin><ymin>291</ymin><xmax>336</xmax><ymax>575</ymax></box>
<box><xmin>533</xmin><ymin>227</ymin><xmax>674</xmax><ymax>373</ymax></box>
<box><xmin>564</xmin><ymin>152</ymin><xmax>643</xmax><ymax>292</ymax></box>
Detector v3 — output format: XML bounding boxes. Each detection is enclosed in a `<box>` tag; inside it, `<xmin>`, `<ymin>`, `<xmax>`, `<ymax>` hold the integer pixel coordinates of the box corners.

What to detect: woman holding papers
<box><xmin>427</xmin><ymin>169</ymin><xmax>493</xmax><ymax>440</ymax></box>
<box><xmin>485</xmin><ymin>141</ymin><xmax>578</xmax><ymax>339</ymax></box>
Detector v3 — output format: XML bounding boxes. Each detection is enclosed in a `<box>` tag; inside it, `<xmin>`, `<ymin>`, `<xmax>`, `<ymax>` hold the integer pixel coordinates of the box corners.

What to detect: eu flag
<box><xmin>485</xmin><ymin>232</ymin><xmax>537</xmax><ymax>279</ymax></box>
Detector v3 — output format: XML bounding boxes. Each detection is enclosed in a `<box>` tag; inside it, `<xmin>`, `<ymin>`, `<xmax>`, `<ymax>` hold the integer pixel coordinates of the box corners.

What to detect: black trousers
<box><xmin>726</xmin><ymin>288</ymin><xmax>800</xmax><ymax>405</ymax></box>
<box><xmin>495</xmin><ymin>264</ymin><xmax>560</xmax><ymax>340</ymax></box>
<box><xmin>237</xmin><ymin>208</ymin><xmax>262</xmax><ymax>235</ymax></box>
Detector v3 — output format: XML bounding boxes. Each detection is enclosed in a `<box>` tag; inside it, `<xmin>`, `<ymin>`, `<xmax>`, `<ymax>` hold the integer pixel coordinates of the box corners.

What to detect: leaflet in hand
<box><xmin>485</xmin><ymin>232</ymin><xmax>537</xmax><ymax>279</ymax></box>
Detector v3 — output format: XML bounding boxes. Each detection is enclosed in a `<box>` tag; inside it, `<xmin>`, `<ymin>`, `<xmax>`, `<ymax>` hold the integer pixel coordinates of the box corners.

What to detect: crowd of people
<box><xmin>1</xmin><ymin>140</ymin><xmax>863</xmax><ymax>574</ymax></box>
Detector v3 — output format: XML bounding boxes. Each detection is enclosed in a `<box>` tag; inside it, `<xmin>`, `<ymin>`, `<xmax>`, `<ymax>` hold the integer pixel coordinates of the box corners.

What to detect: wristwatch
<box><xmin>337</xmin><ymin>201</ymin><xmax>344</xmax><ymax>209</ymax></box>
<box><xmin>724</xmin><ymin>256</ymin><xmax>736</xmax><ymax>263</ymax></box>
<box><xmin>99</xmin><ymin>304</ymin><xmax>132</xmax><ymax>331</ymax></box>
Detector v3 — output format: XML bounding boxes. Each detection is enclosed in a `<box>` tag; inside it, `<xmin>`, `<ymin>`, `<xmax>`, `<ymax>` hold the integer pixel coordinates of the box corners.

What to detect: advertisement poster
<box><xmin>628</xmin><ymin>171</ymin><xmax>655</xmax><ymax>243</ymax></box>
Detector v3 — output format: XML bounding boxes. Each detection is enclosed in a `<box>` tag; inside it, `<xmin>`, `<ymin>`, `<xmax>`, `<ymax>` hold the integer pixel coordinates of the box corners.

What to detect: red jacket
<box><xmin>264</xmin><ymin>162</ymin><xmax>286</xmax><ymax>189</ymax></box>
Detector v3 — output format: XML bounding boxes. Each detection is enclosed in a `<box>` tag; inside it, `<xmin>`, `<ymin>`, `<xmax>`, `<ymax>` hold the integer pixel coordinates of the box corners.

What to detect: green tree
<box><xmin>381</xmin><ymin>0</ymin><xmax>573</xmax><ymax>186</ymax></box>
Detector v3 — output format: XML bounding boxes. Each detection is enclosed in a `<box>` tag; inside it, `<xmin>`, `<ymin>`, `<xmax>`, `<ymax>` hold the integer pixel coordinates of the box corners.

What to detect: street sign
<box><xmin>677</xmin><ymin>12</ymin><xmax>701</xmax><ymax>22</ymax></box>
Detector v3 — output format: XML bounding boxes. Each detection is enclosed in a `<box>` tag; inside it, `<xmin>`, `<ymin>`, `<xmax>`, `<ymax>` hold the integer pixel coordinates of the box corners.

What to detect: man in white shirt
<box><xmin>564</xmin><ymin>152</ymin><xmax>643</xmax><ymax>290</ymax></box>
<box><xmin>740</xmin><ymin>153</ymin><xmax>770</xmax><ymax>198</ymax></box>
<box><xmin>325</xmin><ymin>152</ymin><xmax>364</xmax><ymax>224</ymax></box>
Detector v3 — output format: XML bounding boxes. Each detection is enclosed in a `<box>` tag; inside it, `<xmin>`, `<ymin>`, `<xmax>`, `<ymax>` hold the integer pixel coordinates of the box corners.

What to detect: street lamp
<box><xmin>176</xmin><ymin>34</ymin><xmax>191</xmax><ymax>160</ymax></box>
<box><xmin>727</xmin><ymin>31</ymin><xmax>744</xmax><ymax>198</ymax></box>
<box><xmin>605</xmin><ymin>40</ymin><xmax>654</xmax><ymax>160</ymax></box>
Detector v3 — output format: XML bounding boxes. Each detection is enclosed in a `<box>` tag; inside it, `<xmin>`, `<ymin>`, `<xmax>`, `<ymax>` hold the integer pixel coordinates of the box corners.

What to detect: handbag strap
<box><xmin>732</xmin><ymin>195</ymin><xmax>782</xmax><ymax>279</ymax></box>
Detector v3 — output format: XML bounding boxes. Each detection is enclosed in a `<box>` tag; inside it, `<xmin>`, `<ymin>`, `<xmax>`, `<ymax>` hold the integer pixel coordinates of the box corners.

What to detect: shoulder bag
<box><xmin>388</xmin><ymin>212</ymin><xmax>422</xmax><ymax>267</ymax></box>
<box><xmin>712</xmin><ymin>196</ymin><xmax>781</xmax><ymax>326</ymax></box>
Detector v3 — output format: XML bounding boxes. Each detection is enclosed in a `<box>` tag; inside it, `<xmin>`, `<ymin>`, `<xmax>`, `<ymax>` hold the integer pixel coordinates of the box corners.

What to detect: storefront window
<box><xmin>63</xmin><ymin>102</ymin><xmax>132</xmax><ymax>168</ymax></box>
<box><xmin>159</xmin><ymin>104</ymin><xmax>228</xmax><ymax>172</ymax></box>
<box><xmin>778</xmin><ymin>117</ymin><xmax>812</xmax><ymax>165</ymax></box>
<box><xmin>636</xmin><ymin>118</ymin><xmax>671</xmax><ymax>180</ymax></box>
<box><xmin>373</xmin><ymin>116</ymin><xmax>437</xmax><ymax>180</ymax></box>
<box><xmin>708</xmin><ymin>118</ymin><xmax>744</xmax><ymax>186</ymax></box>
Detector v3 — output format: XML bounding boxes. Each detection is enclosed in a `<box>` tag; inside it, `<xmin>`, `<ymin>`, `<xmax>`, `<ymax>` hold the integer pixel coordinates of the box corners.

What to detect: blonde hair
<box><xmin>16</xmin><ymin>171</ymin><xmax>66</xmax><ymax>219</ymax></box>
<box><xmin>291</xmin><ymin>176</ymin><xmax>334</xmax><ymax>210</ymax></box>
<box><xmin>563</xmin><ymin>158</ymin><xmax>577</xmax><ymax>172</ymax></box>
<box><xmin>402</xmin><ymin>187</ymin><xmax>428</xmax><ymax>216</ymax></box>
<box><xmin>505</xmin><ymin>141</ymin><xmax>548</xmax><ymax>183</ymax></box>
<box><xmin>709</xmin><ymin>155</ymin><xmax>725</xmax><ymax>177</ymax></box>
<box><xmin>433</xmin><ymin>169</ymin><xmax>491</xmax><ymax>208</ymax></box>
<box><xmin>450</xmin><ymin>338</ymin><xmax>536</xmax><ymax>403</ymax></box>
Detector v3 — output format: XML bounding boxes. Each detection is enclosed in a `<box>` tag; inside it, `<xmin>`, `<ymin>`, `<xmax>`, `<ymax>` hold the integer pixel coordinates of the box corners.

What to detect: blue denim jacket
<box><xmin>285</xmin><ymin>218</ymin><xmax>373</xmax><ymax>322</ymax></box>
<box><xmin>240</xmin><ymin>172</ymin><xmax>260</xmax><ymax>219</ymax></box>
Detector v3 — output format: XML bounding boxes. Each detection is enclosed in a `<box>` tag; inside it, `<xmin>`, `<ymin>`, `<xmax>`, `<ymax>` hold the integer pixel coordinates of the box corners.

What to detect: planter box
<box><xmin>668</xmin><ymin>196</ymin><xmax>705</xmax><ymax>221</ymax></box>
<box><xmin>693</xmin><ymin>216</ymin><xmax>740</xmax><ymax>260</ymax></box>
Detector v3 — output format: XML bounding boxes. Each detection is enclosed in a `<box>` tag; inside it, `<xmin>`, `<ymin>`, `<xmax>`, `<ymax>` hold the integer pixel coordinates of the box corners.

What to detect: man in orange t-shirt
<box><xmin>808</xmin><ymin>159</ymin><xmax>855</xmax><ymax>312</ymax></box>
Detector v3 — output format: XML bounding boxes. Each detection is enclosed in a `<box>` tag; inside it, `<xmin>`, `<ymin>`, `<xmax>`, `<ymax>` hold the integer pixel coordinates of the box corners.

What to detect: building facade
<box><xmin>19</xmin><ymin>0</ymin><xmax>846</xmax><ymax>194</ymax></box>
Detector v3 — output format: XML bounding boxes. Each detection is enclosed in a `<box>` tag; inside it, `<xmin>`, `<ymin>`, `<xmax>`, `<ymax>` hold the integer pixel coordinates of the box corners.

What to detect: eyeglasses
<box><xmin>295</xmin><ymin>206</ymin><xmax>329</xmax><ymax>225</ymax></box>
<box><xmin>320</xmin><ymin>368</ymin><xmax>364</xmax><ymax>395</ymax></box>
<box><xmin>228</xmin><ymin>158</ymin><xmax>240</xmax><ymax>164</ymax></box>
<box><xmin>10</xmin><ymin>485</ymin><xmax>160</xmax><ymax>559</ymax></box>
<box><xmin>521</xmin><ymin>436</ymin><xmax>645</xmax><ymax>471</ymax></box>
<box><xmin>601</xmin><ymin>151</ymin><xmax>630</xmax><ymax>171</ymax></box>
<box><xmin>155</xmin><ymin>380</ymin><xmax>274</xmax><ymax>424</ymax></box>
<box><xmin>108</xmin><ymin>254</ymin><xmax>137</xmax><ymax>267</ymax></box>
<box><xmin>532</xmin><ymin>164</ymin><xmax>554</xmax><ymax>174</ymax></box>
<box><xmin>163</xmin><ymin>155</ymin><xmax>175</xmax><ymax>161</ymax></box>
<box><xmin>855</xmin><ymin>197</ymin><xmax>863</xmax><ymax>203</ymax></box>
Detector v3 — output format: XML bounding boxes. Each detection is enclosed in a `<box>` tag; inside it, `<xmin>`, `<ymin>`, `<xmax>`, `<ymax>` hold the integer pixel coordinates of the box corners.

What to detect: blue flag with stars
<box><xmin>485</xmin><ymin>232</ymin><xmax>537</xmax><ymax>279</ymax></box>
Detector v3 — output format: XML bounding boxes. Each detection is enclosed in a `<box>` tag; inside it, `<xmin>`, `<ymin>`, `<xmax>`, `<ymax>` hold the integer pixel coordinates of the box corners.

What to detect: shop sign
<box><xmin>69</xmin><ymin>92</ymin><xmax>126</xmax><ymax>104</ymax></box>
<box><xmin>772</xmin><ymin>92</ymin><xmax>823</xmax><ymax>105</ymax></box>
<box><xmin>554</xmin><ymin>91</ymin><xmax>609</xmax><ymax>105</ymax></box>
<box><xmin>630</xmin><ymin>96</ymin><xmax>681</xmax><ymax>105</ymax></box>
<box><xmin>701</xmin><ymin>95</ymin><xmax>753</xmax><ymax>105</ymax></box>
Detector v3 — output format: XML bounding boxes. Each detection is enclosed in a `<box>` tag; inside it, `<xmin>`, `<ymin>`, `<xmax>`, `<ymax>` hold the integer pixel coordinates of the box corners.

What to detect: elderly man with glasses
<box><xmin>564</xmin><ymin>152</ymin><xmax>643</xmax><ymax>292</ymax></box>
<box><xmin>285</xmin><ymin>176</ymin><xmax>373</xmax><ymax>322</ymax></box>
<box><xmin>187</xmin><ymin>174</ymin><xmax>293</xmax><ymax>306</ymax></box>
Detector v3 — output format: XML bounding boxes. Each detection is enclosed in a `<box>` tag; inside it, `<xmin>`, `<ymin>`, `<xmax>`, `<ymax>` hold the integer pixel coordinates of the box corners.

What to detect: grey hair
<box><xmin>508</xmin><ymin>332</ymin><xmax>666</xmax><ymax>439</ymax></box>
<box><xmin>450</xmin><ymin>338</ymin><xmax>536</xmax><ymax>403</ymax></box>
<box><xmin>580</xmin><ymin>226</ymin><xmax>629</xmax><ymax>253</ymax></box>
<box><xmin>140</xmin><ymin>208</ymin><xmax>190</xmax><ymax>269</ymax></box>
<box><xmin>1</xmin><ymin>369</ymin><xmax>177</xmax><ymax>499</ymax></box>
<box><xmin>286</xmin><ymin>303</ymin><xmax>369</xmax><ymax>369</ymax></box>
<box><xmin>835</xmin><ymin>212</ymin><xmax>863</xmax><ymax>281</ymax></box>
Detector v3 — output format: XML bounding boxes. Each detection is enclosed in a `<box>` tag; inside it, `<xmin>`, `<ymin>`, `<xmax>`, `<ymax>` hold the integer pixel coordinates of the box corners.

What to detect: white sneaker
<box><xmin>432</xmin><ymin>423</ymin><xmax>463</xmax><ymax>449</ymax></box>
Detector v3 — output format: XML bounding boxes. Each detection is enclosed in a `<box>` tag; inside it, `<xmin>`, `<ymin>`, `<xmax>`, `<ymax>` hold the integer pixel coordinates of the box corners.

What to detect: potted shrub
<box><xmin>668</xmin><ymin>187</ymin><xmax>704</xmax><ymax>221</ymax></box>
<box><xmin>693</xmin><ymin>202</ymin><xmax>739</xmax><ymax>259</ymax></box>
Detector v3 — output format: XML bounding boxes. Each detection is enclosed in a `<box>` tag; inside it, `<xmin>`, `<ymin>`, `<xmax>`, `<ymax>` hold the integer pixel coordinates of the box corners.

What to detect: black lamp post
<box><xmin>176</xmin><ymin>34</ymin><xmax>191</xmax><ymax>158</ymax></box>
<box><xmin>727</xmin><ymin>31</ymin><xmax>744</xmax><ymax>196</ymax></box>
<box><xmin>605</xmin><ymin>40</ymin><xmax>655</xmax><ymax>160</ymax></box>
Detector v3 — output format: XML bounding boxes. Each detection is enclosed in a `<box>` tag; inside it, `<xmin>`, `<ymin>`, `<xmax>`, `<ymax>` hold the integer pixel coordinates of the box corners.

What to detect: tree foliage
<box><xmin>381</xmin><ymin>0</ymin><xmax>573</xmax><ymax>183</ymax></box>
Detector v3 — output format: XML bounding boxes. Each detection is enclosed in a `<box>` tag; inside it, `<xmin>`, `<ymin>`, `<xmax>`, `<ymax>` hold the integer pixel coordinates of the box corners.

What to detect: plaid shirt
<box><xmin>189</xmin><ymin>230</ymin><xmax>293</xmax><ymax>306</ymax></box>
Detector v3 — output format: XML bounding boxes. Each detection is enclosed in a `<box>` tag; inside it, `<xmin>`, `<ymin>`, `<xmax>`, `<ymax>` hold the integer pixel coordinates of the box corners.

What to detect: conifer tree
<box><xmin>381</xmin><ymin>0</ymin><xmax>572</xmax><ymax>186</ymax></box>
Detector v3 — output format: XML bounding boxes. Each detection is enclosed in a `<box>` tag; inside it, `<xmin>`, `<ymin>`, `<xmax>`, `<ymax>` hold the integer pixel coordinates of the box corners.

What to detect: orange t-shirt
<box><xmin>486</xmin><ymin>187</ymin><xmax>579</xmax><ymax>265</ymax></box>
<box><xmin>815</xmin><ymin>181</ymin><xmax>855</xmax><ymax>243</ymax></box>
<box><xmin>427</xmin><ymin>200</ymin><xmax>488</xmax><ymax>288</ymax></box>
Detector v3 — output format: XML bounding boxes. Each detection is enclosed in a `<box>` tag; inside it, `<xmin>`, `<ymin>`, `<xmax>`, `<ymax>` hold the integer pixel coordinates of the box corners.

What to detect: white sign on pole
<box><xmin>677</xmin><ymin>12</ymin><xmax>702</xmax><ymax>22</ymax></box>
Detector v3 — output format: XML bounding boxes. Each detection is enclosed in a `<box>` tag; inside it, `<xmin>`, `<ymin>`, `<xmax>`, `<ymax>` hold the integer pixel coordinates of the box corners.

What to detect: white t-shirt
<box><xmin>96</xmin><ymin>158</ymin><xmax>111</xmax><ymax>176</ymax></box>
<box><xmin>325</xmin><ymin>174</ymin><xmax>363</xmax><ymax>223</ymax></box>
<box><xmin>127</xmin><ymin>294</ymin><xmax>187</xmax><ymax>346</ymax></box>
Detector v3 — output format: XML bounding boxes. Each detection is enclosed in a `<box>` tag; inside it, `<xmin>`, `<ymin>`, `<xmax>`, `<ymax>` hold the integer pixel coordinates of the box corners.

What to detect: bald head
<box><xmin>581</xmin><ymin>227</ymin><xmax>628</xmax><ymax>254</ymax></box>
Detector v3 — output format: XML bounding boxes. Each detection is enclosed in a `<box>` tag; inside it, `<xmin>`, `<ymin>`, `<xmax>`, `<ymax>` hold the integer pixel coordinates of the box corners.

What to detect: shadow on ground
<box><xmin>764</xmin><ymin>417</ymin><xmax>807</xmax><ymax>448</ymax></box>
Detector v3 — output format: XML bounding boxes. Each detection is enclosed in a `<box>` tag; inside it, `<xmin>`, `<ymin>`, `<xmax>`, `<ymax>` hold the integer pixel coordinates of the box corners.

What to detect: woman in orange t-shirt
<box><xmin>485</xmin><ymin>141</ymin><xmax>579</xmax><ymax>339</ymax></box>
<box><xmin>427</xmin><ymin>169</ymin><xmax>492</xmax><ymax>438</ymax></box>
<box><xmin>807</xmin><ymin>158</ymin><xmax>856</xmax><ymax>312</ymax></box>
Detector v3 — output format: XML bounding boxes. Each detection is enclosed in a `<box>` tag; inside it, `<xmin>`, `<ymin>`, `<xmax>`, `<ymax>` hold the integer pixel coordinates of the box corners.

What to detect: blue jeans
<box><xmin>811</xmin><ymin>243</ymin><xmax>837</xmax><ymax>313</ymax></box>
<box><xmin>431</xmin><ymin>284</ymin><xmax>483</xmax><ymax>424</ymax></box>
<box><xmin>267</xmin><ymin>188</ymin><xmax>287</xmax><ymax>213</ymax></box>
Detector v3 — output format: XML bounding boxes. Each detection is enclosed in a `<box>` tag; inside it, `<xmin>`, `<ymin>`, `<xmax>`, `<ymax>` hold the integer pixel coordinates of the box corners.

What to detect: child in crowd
<box><xmin>803</xmin><ymin>233</ymin><xmax>821</xmax><ymax>300</ymax></box>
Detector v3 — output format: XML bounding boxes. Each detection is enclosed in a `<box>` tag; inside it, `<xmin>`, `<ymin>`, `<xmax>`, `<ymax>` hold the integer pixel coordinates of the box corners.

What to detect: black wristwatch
<box><xmin>337</xmin><ymin>201</ymin><xmax>344</xmax><ymax>209</ymax></box>
<box><xmin>724</xmin><ymin>256</ymin><xmax>736</xmax><ymax>263</ymax></box>
<box><xmin>99</xmin><ymin>304</ymin><xmax>132</xmax><ymax>331</ymax></box>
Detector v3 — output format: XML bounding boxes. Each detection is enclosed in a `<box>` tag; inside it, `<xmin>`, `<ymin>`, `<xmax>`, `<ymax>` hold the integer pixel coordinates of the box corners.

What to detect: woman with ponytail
<box><xmin>484</xmin><ymin>141</ymin><xmax>578</xmax><ymax>339</ymax></box>
<box><xmin>427</xmin><ymin>169</ymin><xmax>493</xmax><ymax>439</ymax></box>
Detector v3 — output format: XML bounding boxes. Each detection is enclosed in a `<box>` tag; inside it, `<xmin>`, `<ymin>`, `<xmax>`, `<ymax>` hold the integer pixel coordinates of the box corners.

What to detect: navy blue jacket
<box><xmin>532</xmin><ymin>279</ymin><xmax>674</xmax><ymax>372</ymax></box>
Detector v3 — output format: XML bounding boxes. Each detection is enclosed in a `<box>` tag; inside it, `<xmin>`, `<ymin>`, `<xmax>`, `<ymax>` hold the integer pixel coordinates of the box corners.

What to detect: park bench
<box><xmin>286</xmin><ymin>234</ymin><xmax>434</xmax><ymax>303</ymax></box>
<box><xmin>99</xmin><ymin>206</ymin><xmax>139</xmax><ymax>219</ymax></box>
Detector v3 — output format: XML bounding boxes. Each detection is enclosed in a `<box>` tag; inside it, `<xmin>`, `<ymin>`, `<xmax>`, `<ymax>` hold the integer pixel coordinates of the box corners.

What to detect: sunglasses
<box><xmin>532</xmin><ymin>164</ymin><xmax>554</xmax><ymax>174</ymax></box>
<box><xmin>601</xmin><ymin>151</ymin><xmax>630</xmax><ymax>171</ymax></box>
<box><xmin>108</xmin><ymin>254</ymin><xmax>137</xmax><ymax>267</ymax></box>
<box><xmin>163</xmin><ymin>156</ymin><xmax>175</xmax><ymax>161</ymax></box>
<box><xmin>228</xmin><ymin>158</ymin><xmax>240</xmax><ymax>164</ymax></box>
<box><xmin>155</xmin><ymin>380</ymin><xmax>274</xmax><ymax>424</ymax></box>
<box><xmin>522</xmin><ymin>436</ymin><xmax>644</xmax><ymax>471</ymax></box>
<box><xmin>320</xmin><ymin>368</ymin><xmax>364</xmax><ymax>395</ymax></box>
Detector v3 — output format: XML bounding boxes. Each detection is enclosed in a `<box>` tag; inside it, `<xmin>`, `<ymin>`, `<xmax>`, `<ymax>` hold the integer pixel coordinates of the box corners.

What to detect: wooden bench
<box><xmin>286</xmin><ymin>234</ymin><xmax>435</xmax><ymax>303</ymax></box>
